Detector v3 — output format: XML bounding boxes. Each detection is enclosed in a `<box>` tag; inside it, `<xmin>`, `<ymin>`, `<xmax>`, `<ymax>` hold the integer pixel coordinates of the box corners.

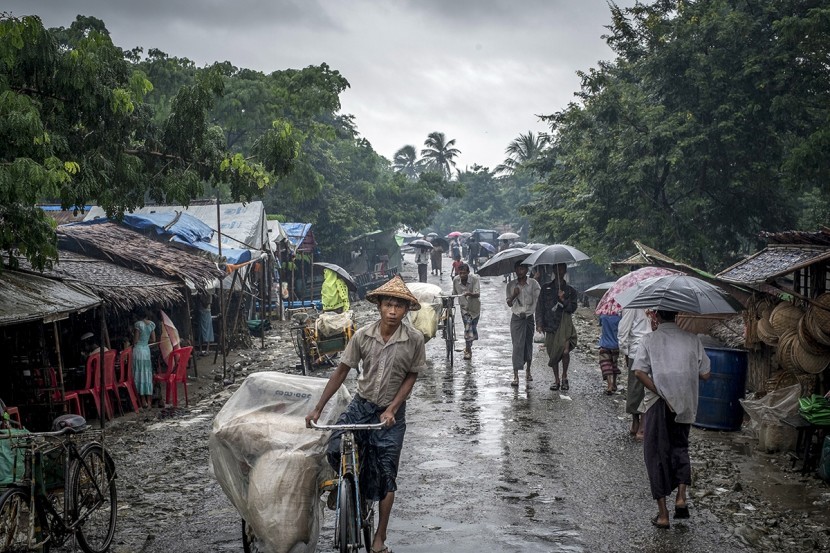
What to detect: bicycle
<box><xmin>438</xmin><ymin>295</ymin><xmax>463</xmax><ymax>367</ymax></box>
<box><xmin>311</xmin><ymin>421</ymin><xmax>384</xmax><ymax>553</ymax></box>
<box><xmin>290</xmin><ymin>311</ymin><xmax>356</xmax><ymax>376</ymax></box>
<box><xmin>0</xmin><ymin>414</ymin><xmax>117</xmax><ymax>553</ymax></box>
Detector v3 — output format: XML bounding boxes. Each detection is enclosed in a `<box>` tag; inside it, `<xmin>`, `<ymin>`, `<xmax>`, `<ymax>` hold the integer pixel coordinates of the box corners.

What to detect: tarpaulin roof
<box><xmin>84</xmin><ymin>201</ymin><xmax>272</xmax><ymax>261</ymax></box>
<box><xmin>0</xmin><ymin>270</ymin><xmax>100</xmax><ymax>327</ymax></box>
<box><xmin>283</xmin><ymin>222</ymin><xmax>316</xmax><ymax>253</ymax></box>
<box><xmin>266</xmin><ymin>220</ymin><xmax>288</xmax><ymax>244</ymax></box>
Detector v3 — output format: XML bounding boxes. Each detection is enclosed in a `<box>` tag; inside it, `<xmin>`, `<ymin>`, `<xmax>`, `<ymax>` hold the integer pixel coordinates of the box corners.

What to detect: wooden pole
<box><xmin>217</xmin><ymin>198</ymin><xmax>227</xmax><ymax>382</ymax></box>
<box><xmin>184</xmin><ymin>289</ymin><xmax>197</xmax><ymax>378</ymax></box>
<box><xmin>52</xmin><ymin>321</ymin><xmax>67</xmax><ymax>414</ymax></box>
<box><xmin>99</xmin><ymin>303</ymin><xmax>106</xmax><ymax>429</ymax></box>
<box><xmin>260</xmin><ymin>257</ymin><xmax>266</xmax><ymax>349</ymax></box>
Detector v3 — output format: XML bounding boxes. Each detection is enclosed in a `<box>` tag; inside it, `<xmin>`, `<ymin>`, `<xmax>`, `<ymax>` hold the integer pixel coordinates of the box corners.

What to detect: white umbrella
<box><xmin>497</xmin><ymin>232</ymin><xmax>520</xmax><ymax>241</ymax></box>
<box><xmin>522</xmin><ymin>244</ymin><xmax>590</xmax><ymax>266</ymax></box>
<box><xmin>584</xmin><ymin>281</ymin><xmax>617</xmax><ymax>299</ymax></box>
<box><xmin>615</xmin><ymin>275</ymin><xmax>742</xmax><ymax>314</ymax></box>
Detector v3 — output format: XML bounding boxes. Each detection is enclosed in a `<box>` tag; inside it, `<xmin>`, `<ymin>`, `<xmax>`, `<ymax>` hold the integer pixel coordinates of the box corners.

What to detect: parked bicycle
<box><xmin>290</xmin><ymin>311</ymin><xmax>355</xmax><ymax>376</ymax></box>
<box><xmin>311</xmin><ymin>421</ymin><xmax>384</xmax><ymax>553</ymax></box>
<box><xmin>0</xmin><ymin>414</ymin><xmax>117</xmax><ymax>553</ymax></box>
<box><xmin>438</xmin><ymin>295</ymin><xmax>462</xmax><ymax>366</ymax></box>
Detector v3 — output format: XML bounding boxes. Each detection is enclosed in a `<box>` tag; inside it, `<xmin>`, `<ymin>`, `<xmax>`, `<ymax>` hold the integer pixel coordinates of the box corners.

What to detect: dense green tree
<box><xmin>0</xmin><ymin>14</ymin><xmax>299</xmax><ymax>270</ymax></box>
<box><xmin>392</xmin><ymin>145</ymin><xmax>420</xmax><ymax>179</ymax></box>
<box><xmin>420</xmin><ymin>131</ymin><xmax>460</xmax><ymax>179</ymax></box>
<box><xmin>526</xmin><ymin>0</ymin><xmax>830</xmax><ymax>270</ymax></box>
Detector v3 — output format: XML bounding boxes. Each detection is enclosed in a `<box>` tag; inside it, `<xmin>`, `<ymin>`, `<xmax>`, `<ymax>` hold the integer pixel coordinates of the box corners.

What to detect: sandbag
<box><xmin>315</xmin><ymin>310</ymin><xmax>354</xmax><ymax>338</ymax></box>
<box><xmin>209</xmin><ymin>372</ymin><xmax>351</xmax><ymax>553</ymax></box>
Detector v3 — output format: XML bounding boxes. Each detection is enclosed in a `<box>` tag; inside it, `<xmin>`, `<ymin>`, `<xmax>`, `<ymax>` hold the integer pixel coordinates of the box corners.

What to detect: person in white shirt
<box><xmin>618</xmin><ymin>308</ymin><xmax>653</xmax><ymax>437</ymax></box>
<box><xmin>414</xmin><ymin>247</ymin><xmax>430</xmax><ymax>283</ymax></box>
<box><xmin>506</xmin><ymin>261</ymin><xmax>541</xmax><ymax>387</ymax></box>
<box><xmin>452</xmin><ymin>263</ymin><xmax>481</xmax><ymax>360</ymax></box>
<box><xmin>632</xmin><ymin>310</ymin><xmax>711</xmax><ymax>529</ymax></box>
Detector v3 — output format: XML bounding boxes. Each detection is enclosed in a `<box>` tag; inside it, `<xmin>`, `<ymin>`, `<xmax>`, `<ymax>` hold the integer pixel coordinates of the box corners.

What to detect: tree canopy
<box><xmin>525</xmin><ymin>0</ymin><xmax>830</xmax><ymax>270</ymax></box>
<box><xmin>0</xmin><ymin>14</ymin><xmax>299</xmax><ymax>269</ymax></box>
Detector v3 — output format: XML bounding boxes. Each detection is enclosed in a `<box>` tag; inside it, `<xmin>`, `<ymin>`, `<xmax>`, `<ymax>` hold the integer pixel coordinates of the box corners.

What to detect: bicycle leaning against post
<box><xmin>311</xmin><ymin>420</ymin><xmax>384</xmax><ymax>553</ymax></box>
<box><xmin>0</xmin><ymin>414</ymin><xmax>117</xmax><ymax>553</ymax></box>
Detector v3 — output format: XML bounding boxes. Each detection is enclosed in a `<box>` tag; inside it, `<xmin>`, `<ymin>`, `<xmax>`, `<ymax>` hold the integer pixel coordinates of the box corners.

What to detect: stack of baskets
<box><xmin>757</xmin><ymin>295</ymin><xmax>830</xmax><ymax>378</ymax></box>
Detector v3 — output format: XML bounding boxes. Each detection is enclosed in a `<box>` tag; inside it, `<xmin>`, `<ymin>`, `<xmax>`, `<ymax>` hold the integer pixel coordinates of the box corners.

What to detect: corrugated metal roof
<box><xmin>0</xmin><ymin>270</ymin><xmax>100</xmax><ymax>326</ymax></box>
<box><xmin>717</xmin><ymin>245</ymin><xmax>830</xmax><ymax>284</ymax></box>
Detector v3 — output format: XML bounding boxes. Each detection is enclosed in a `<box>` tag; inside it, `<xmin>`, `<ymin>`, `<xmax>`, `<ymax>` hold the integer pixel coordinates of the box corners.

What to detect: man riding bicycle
<box><xmin>306</xmin><ymin>275</ymin><xmax>425</xmax><ymax>553</ymax></box>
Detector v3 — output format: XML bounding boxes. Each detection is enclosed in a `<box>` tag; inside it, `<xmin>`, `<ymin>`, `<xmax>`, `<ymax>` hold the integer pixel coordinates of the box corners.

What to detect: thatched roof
<box><xmin>718</xmin><ymin>245</ymin><xmax>830</xmax><ymax>285</ymax></box>
<box><xmin>761</xmin><ymin>227</ymin><xmax>830</xmax><ymax>247</ymax></box>
<box><xmin>58</xmin><ymin>222</ymin><xmax>224</xmax><ymax>291</ymax></box>
<box><xmin>15</xmin><ymin>251</ymin><xmax>183</xmax><ymax>312</ymax></box>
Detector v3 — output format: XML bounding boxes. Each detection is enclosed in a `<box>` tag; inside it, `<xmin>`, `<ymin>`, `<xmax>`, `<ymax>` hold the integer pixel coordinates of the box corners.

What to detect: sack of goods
<box><xmin>209</xmin><ymin>372</ymin><xmax>351</xmax><ymax>553</ymax></box>
<box><xmin>315</xmin><ymin>310</ymin><xmax>355</xmax><ymax>338</ymax></box>
<box><xmin>405</xmin><ymin>282</ymin><xmax>443</xmax><ymax>341</ymax></box>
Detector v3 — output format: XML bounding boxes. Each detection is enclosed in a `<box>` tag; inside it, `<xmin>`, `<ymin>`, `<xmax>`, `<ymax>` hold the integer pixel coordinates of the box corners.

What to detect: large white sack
<box><xmin>209</xmin><ymin>372</ymin><xmax>351</xmax><ymax>553</ymax></box>
<box><xmin>405</xmin><ymin>282</ymin><xmax>443</xmax><ymax>341</ymax></box>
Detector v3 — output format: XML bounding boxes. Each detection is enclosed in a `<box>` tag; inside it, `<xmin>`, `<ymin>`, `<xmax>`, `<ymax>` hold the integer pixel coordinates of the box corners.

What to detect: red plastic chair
<box><xmin>46</xmin><ymin>368</ymin><xmax>83</xmax><ymax>417</ymax></box>
<box><xmin>102</xmin><ymin>350</ymin><xmax>122</xmax><ymax>416</ymax></box>
<box><xmin>154</xmin><ymin>346</ymin><xmax>193</xmax><ymax>408</ymax></box>
<box><xmin>117</xmin><ymin>348</ymin><xmax>140</xmax><ymax>413</ymax></box>
<box><xmin>76</xmin><ymin>351</ymin><xmax>115</xmax><ymax>420</ymax></box>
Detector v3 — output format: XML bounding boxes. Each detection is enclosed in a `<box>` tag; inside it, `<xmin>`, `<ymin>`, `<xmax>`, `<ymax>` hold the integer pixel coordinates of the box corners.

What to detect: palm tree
<box><xmin>495</xmin><ymin>131</ymin><xmax>550</xmax><ymax>175</ymax></box>
<box><xmin>420</xmin><ymin>131</ymin><xmax>460</xmax><ymax>179</ymax></box>
<box><xmin>392</xmin><ymin>145</ymin><xmax>420</xmax><ymax>179</ymax></box>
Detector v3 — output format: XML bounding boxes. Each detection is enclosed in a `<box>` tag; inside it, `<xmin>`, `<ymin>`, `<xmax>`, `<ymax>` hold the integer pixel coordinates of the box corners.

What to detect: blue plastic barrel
<box><xmin>694</xmin><ymin>347</ymin><xmax>748</xmax><ymax>431</ymax></box>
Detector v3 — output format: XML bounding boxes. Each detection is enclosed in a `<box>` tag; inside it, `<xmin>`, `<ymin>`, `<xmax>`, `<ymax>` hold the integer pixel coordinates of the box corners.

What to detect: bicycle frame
<box><xmin>2</xmin><ymin>425</ymin><xmax>116</xmax><ymax>553</ymax></box>
<box><xmin>311</xmin><ymin>421</ymin><xmax>384</xmax><ymax>553</ymax></box>
<box><xmin>439</xmin><ymin>294</ymin><xmax>463</xmax><ymax>367</ymax></box>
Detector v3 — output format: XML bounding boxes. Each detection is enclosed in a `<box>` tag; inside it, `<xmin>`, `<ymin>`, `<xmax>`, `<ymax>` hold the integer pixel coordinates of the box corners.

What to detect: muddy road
<box><xmin>79</xmin><ymin>262</ymin><xmax>828</xmax><ymax>553</ymax></box>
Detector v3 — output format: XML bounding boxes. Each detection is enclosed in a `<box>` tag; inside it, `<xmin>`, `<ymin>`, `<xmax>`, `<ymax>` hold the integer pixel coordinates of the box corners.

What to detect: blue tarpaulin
<box><xmin>283</xmin><ymin>223</ymin><xmax>316</xmax><ymax>253</ymax></box>
<box><xmin>120</xmin><ymin>212</ymin><xmax>252</xmax><ymax>263</ymax></box>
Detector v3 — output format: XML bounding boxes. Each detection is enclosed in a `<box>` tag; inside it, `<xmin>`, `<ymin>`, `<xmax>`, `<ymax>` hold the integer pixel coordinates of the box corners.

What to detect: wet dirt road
<box><xmin>90</xmin><ymin>265</ymin><xmax>828</xmax><ymax>553</ymax></box>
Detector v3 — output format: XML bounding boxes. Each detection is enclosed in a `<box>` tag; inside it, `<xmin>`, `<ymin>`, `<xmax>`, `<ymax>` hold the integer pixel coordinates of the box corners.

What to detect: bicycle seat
<box><xmin>52</xmin><ymin>414</ymin><xmax>88</xmax><ymax>433</ymax></box>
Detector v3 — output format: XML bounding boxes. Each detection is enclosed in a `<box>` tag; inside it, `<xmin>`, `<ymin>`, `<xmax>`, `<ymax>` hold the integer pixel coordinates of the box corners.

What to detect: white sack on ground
<box><xmin>209</xmin><ymin>372</ymin><xmax>351</xmax><ymax>553</ymax></box>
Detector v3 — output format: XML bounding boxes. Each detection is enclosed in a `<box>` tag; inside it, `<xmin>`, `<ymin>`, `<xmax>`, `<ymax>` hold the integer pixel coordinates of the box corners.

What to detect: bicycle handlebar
<box><xmin>310</xmin><ymin>421</ymin><xmax>385</xmax><ymax>431</ymax></box>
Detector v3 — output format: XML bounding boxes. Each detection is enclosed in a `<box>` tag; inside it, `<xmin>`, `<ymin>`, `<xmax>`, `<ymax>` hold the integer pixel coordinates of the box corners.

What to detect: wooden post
<box><xmin>217</xmin><ymin>198</ymin><xmax>227</xmax><ymax>382</ymax></box>
<box><xmin>260</xmin><ymin>257</ymin><xmax>266</xmax><ymax>349</ymax></box>
<box><xmin>52</xmin><ymin>321</ymin><xmax>67</xmax><ymax>414</ymax></box>
<box><xmin>184</xmin><ymin>289</ymin><xmax>197</xmax><ymax>378</ymax></box>
<box><xmin>99</xmin><ymin>303</ymin><xmax>106</xmax><ymax>429</ymax></box>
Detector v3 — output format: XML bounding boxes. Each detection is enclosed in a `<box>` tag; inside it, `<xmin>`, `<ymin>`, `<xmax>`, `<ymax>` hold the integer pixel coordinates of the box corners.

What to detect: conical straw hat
<box><xmin>365</xmin><ymin>275</ymin><xmax>421</xmax><ymax>311</ymax></box>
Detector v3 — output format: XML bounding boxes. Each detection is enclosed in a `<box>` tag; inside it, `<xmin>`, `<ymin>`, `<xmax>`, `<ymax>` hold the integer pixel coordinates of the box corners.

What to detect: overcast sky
<box><xmin>7</xmin><ymin>0</ymin><xmax>633</xmax><ymax>170</ymax></box>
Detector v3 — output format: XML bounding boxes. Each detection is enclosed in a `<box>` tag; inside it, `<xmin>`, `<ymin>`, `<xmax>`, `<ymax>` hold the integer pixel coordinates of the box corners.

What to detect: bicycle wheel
<box><xmin>446</xmin><ymin>311</ymin><xmax>455</xmax><ymax>366</ymax></box>
<box><xmin>361</xmin><ymin>502</ymin><xmax>375</xmax><ymax>553</ymax></box>
<box><xmin>70</xmin><ymin>443</ymin><xmax>117</xmax><ymax>553</ymax></box>
<box><xmin>241</xmin><ymin>519</ymin><xmax>263</xmax><ymax>553</ymax></box>
<box><xmin>0</xmin><ymin>487</ymin><xmax>47</xmax><ymax>553</ymax></box>
<box><xmin>337</xmin><ymin>478</ymin><xmax>359</xmax><ymax>553</ymax></box>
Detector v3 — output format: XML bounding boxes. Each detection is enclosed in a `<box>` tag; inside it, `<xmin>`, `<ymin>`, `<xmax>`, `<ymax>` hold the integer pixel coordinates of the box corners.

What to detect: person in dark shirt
<box><xmin>535</xmin><ymin>263</ymin><xmax>579</xmax><ymax>391</ymax></box>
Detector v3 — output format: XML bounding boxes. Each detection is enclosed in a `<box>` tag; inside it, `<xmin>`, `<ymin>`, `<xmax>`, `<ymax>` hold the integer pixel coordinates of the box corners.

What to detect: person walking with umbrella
<box><xmin>412</xmin><ymin>241</ymin><xmax>431</xmax><ymax>283</ymax></box>
<box><xmin>453</xmin><ymin>263</ymin><xmax>481</xmax><ymax>360</ymax></box>
<box><xmin>506</xmin><ymin>261</ymin><xmax>541</xmax><ymax>386</ymax></box>
<box><xmin>632</xmin><ymin>310</ymin><xmax>711</xmax><ymax>529</ymax></box>
<box><xmin>535</xmin><ymin>263</ymin><xmax>579</xmax><ymax>391</ymax></box>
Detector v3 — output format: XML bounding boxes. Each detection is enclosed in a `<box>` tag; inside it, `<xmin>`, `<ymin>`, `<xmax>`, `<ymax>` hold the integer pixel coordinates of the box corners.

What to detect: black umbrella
<box><xmin>410</xmin><ymin>239</ymin><xmax>434</xmax><ymax>249</ymax></box>
<box><xmin>430</xmin><ymin>237</ymin><xmax>450</xmax><ymax>251</ymax></box>
<box><xmin>477</xmin><ymin>248</ymin><xmax>534</xmax><ymax>277</ymax></box>
<box><xmin>313</xmin><ymin>262</ymin><xmax>358</xmax><ymax>292</ymax></box>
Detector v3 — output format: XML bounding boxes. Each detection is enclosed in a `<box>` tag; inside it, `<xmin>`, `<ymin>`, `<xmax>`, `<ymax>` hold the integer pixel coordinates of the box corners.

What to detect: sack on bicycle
<box><xmin>209</xmin><ymin>372</ymin><xmax>352</xmax><ymax>553</ymax></box>
<box><xmin>404</xmin><ymin>282</ymin><xmax>443</xmax><ymax>341</ymax></box>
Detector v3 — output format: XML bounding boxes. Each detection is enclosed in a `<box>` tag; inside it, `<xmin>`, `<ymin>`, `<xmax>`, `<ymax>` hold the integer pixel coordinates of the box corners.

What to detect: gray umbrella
<box><xmin>410</xmin><ymin>239</ymin><xmax>434</xmax><ymax>249</ymax></box>
<box><xmin>521</xmin><ymin>244</ymin><xmax>590</xmax><ymax>267</ymax></box>
<box><xmin>476</xmin><ymin>248</ymin><xmax>534</xmax><ymax>277</ymax></box>
<box><xmin>584</xmin><ymin>281</ymin><xmax>617</xmax><ymax>298</ymax></box>
<box><xmin>615</xmin><ymin>275</ymin><xmax>742</xmax><ymax>314</ymax></box>
<box><xmin>524</xmin><ymin>243</ymin><xmax>547</xmax><ymax>250</ymax></box>
<box><xmin>497</xmin><ymin>232</ymin><xmax>520</xmax><ymax>240</ymax></box>
<box><xmin>313</xmin><ymin>262</ymin><xmax>358</xmax><ymax>292</ymax></box>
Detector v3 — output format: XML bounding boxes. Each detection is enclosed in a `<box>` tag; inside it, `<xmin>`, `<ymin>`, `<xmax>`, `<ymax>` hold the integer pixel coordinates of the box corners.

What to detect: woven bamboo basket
<box><xmin>764</xmin><ymin>370</ymin><xmax>799</xmax><ymax>394</ymax></box>
<box><xmin>797</xmin><ymin>316</ymin><xmax>830</xmax><ymax>356</ymax></box>
<box><xmin>770</xmin><ymin>302</ymin><xmax>804</xmax><ymax>336</ymax></box>
<box><xmin>776</xmin><ymin>332</ymin><xmax>799</xmax><ymax>372</ymax></box>
<box><xmin>757</xmin><ymin>315</ymin><xmax>779</xmax><ymax>346</ymax></box>
<box><xmin>809</xmin><ymin>293</ymin><xmax>830</xmax><ymax>333</ymax></box>
<box><xmin>805</xmin><ymin>309</ymin><xmax>830</xmax><ymax>348</ymax></box>
<box><xmin>791</xmin><ymin>337</ymin><xmax>830</xmax><ymax>374</ymax></box>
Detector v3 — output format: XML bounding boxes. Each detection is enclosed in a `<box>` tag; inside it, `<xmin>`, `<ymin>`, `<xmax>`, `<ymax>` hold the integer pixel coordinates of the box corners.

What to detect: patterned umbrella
<box><xmin>595</xmin><ymin>267</ymin><xmax>679</xmax><ymax>316</ymax></box>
